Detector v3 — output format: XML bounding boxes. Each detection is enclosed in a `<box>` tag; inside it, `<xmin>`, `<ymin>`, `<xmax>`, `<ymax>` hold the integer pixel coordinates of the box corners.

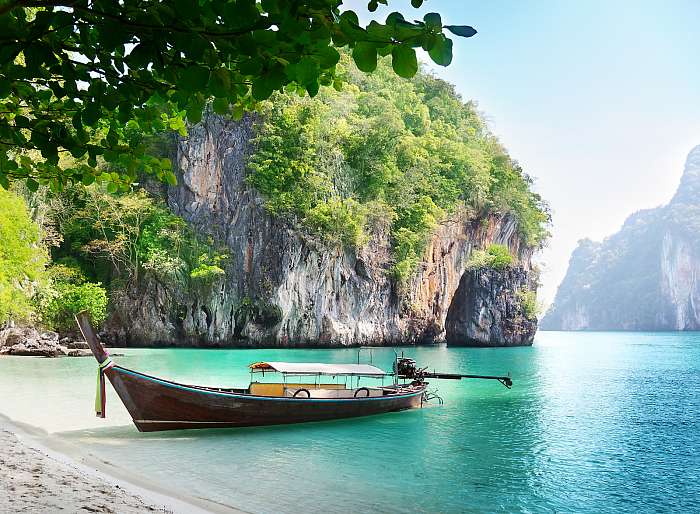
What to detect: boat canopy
<box><xmin>249</xmin><ymin>361</ymin><xmax>388</xmax><ymax>377</ymax></box>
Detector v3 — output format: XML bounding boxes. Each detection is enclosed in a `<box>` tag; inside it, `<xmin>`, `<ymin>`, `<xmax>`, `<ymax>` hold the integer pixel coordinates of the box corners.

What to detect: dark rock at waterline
<box><xmin>0</xmin><ymin>327</ymin><xmax>93</xmax><ymax>357</ymax></box>
<box><xmin>445</xmin><ymin>267</ymin><xmax>538</xmax><ymax>347</ymax></box>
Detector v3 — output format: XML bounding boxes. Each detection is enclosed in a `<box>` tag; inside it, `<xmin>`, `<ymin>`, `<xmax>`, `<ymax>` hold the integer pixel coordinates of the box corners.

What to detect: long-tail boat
<box><xmin>76</xmin><ymin>312</ymin><xmax>512</xmax><ymax>432</ymax></box>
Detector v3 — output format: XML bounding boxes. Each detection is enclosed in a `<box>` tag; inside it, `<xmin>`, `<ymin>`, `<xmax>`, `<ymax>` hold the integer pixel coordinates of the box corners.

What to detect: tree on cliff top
<box><xmin>0</xmin><ymin>1</ymin><xmax>476</xmax><ymax>192</ymax></box>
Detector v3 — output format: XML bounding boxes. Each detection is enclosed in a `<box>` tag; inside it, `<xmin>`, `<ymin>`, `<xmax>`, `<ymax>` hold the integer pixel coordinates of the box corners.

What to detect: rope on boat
<box><xmin>95</xmin><ymin>357</ymin><xmax>114</xmax><ymax>418</ymax></box>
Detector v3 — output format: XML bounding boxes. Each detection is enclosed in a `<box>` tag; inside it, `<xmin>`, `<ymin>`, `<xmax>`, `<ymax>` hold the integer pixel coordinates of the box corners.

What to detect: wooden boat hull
<box><xmin>105</xmin><ymin>366</ymin><xmax>426</xmax><ymax>432</ymax></box>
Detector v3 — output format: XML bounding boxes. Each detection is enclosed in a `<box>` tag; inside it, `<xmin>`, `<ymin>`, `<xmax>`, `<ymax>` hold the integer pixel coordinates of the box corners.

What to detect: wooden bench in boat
<box><xmin>249</xmin><ymin>382</ymin><xmax>344</xmax><ymax>397</ymax></box>
<box><xmin>284</xmin><ymin>386</ymin><xmax>386</xmax><ymax>398</ymax></box>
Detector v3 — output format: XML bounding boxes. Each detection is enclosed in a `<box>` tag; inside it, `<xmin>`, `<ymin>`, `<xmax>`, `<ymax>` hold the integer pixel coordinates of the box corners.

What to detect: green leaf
<box><xmin>352</xmin><ymin>42</ymin><xmax>377</xmax><ymax>73</ymax></box>
<box><xmin>26</xmin><ymin>178</ymin><xmax>39</xmax><ymax>192</ymax></box>
<box><xmin>444</xmin><ymin>25</ymin><xmax>478</xmax><ymax>38</ymax></box>
<box><xmin>82</xmin><ymin>103</ymin><xmax>100</xmax><ymax>127</ymax></box>
<box><xmin>212</xmin><ymin>97</ymin><xmax>229</xmax><ymax>114</ymax></box>
<box><xmin>306</xmin><ymin>81</ymin><xmax>319</xmax><ymax>97</ymax></box>
<box><xmin>0</xmin><ymin>78</ymin><xmax>10</xmax><ymax>98</ymax></box>
<box><xmin>261</xmin><ymin>0</ymin><xmax>279</xmax><ymax>13</ymax></box>
<box><xmin>81</xmin><ymin>173</ymin><xmax>95</xmax><ymax>186</ymax></box>
<box><xmin>391</xmin><ymin>45</ymin><xmax>417</xmax><ymax>78</ymax></box>
<box><xmin>421</xmin><ymin>33</ymin><xmax>437</xmax><ymax>51</ymax></box>
<box><xmin>315</xmin><ymin>46</ymin><xmax>341</xmax><ymax>68</ymax></box>
<box><xmin>367</xmin><ymin>20</ymin><xmax>391</xmax><ymax>39</ymax></box>
<box><xmin>179</xmin><ymin>66</ymin><xmax>209</xmax><ymax>92</ymax></box>
<box><xmin>186</xmin><ymin>96</ymin><xmax>206</xmax><ymax>123</ymax></box>
<box><xmin>428</xmin><ymin>35</ymin><xmax>453</xmax><ymax>66</ymax></box>
<box><xmin>423</xmin><ymin>13</ymin><xmax>442</xmax><ymax>31</ymax></box>
<box><xmin>295</xmin><ymin>57</ymin><xmax>319</xmax><ymax>85</ymax></box>
<box><xmin>0</xmin><ymin>174</ymin><xmax>9</xmax><ymax>190</ymax></box>
<box><xmin>208</xmin><ymin>68</ymin><xmax>231</xmax><ymax>97</ymax></box>
<box><xmin>252</xmin><ymin>77</ymin><xmax>274</xmax><ymax>101</ymax></box>
<box><xmin>411</xmin><ymin>0</ymin><xmax>423</xmax><ymax>7</ymax></box>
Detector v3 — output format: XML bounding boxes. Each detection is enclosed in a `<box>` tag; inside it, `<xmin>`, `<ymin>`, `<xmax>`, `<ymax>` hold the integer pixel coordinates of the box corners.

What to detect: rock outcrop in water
<box><xmin>542</xmin><ymin>145</ymin><xmax>700</xmax><ymax>331</ymax></box>
<box><xmin>446</xmin><ymin>267</ymin><xmax>538</xmax><ymax>346</ymax></box>
<box><xmin>104</xmin><ymin>114</ymin><xmax>540</xmax><ymax>347</ymax></box>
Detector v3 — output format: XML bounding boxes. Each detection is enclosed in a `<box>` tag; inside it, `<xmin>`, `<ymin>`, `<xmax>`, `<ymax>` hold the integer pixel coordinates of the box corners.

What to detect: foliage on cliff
<box><xmin>248</xmin><ymin>54</ymin><xmax>549</xmax><ymax>280</ymax></box>
<box><xmin>0</xmin><ymin>183</ymin><xmax>226</xmax><ymax>330</ymax></box>
<box><xmin>466</xmin><ymin>244</ymin><xmax>514</xmax><ymax>271</ymax></box>
<box><xmin>42</xmin><ymin>185</ymin><xmax>228</xmax><ymax>291</ymax></box>
<box><xmin>0</xmin><ymin>189</ymin><xmax>47</xmax><ymax>323</ymax></box>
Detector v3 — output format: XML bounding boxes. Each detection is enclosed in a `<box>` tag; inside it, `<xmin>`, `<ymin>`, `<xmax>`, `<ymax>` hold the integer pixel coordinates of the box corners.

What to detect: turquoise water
<box><xmin>1</xmin><ymin>331</ymin><xmax>699</xmax><ymax>513</ymax></box>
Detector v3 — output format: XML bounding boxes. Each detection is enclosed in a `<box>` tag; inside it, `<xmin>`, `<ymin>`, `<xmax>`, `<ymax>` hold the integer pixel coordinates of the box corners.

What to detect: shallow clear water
<box><xmin>1</xmin><ymin>331</ymin><xmax>699</xmax><ymax>513</ymax></box>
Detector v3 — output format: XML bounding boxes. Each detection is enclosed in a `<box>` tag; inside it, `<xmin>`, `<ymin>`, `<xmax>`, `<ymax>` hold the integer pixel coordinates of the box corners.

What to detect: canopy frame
<box><xmin>248</xmin><ymin>361</ymin><xmax>390</xmax><ymax>378</ymax></box>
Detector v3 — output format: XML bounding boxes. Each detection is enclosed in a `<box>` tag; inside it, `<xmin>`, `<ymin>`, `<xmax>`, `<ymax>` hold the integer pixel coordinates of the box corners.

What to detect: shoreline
<box><xmin>0</xmin><ymin>414</ymin><xmax>247</xmax><ymax>514</ymax></box>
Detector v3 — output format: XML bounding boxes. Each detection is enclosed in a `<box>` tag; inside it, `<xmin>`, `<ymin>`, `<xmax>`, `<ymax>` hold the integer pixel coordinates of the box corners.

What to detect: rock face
<box><xmin>0</xmin><ymin>327</ymin><xmax>91</xmax><ymax>357</ymax></box>
<box><xmin>104</xmin><ymin>114</ymin><xmax>539</xmax><ymax>347</ymax></box>
<box><xmin>542</xmin><ymin>145</ymin><xmax>700</xmax><ymax>331</ymax></box>
<box><xmin>445</xmin><ymin>267</ymin><xmax>537</xmax><ymax>346</ymax></box>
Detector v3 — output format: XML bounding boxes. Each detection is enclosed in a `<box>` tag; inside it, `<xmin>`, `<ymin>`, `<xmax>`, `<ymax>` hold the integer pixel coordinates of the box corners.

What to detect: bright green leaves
<box><xmin>352</xmin><ymin>42</ymin><xmax>378</xmax><ymax>73</ymax></box>
<box><xmin>392</xmin><ymin>45</ymin><xmax>417</xmax><ymax>78</ymax></box>
<box><xmin>0</xmin><ymin>189</ymin><xmax>47</xmax><ymax>323</ymax></box>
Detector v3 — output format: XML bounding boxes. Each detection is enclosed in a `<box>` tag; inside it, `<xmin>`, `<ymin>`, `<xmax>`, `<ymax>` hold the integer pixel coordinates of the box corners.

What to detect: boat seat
<box><xmin>284</xmin><ymin>387</ymin><xmax>384</xmax><ymax>398</ymax></box>
<box><xmin>250</xmin><ymin>382</ymin><xmax>345</xmax><ymax>397</ymax></box>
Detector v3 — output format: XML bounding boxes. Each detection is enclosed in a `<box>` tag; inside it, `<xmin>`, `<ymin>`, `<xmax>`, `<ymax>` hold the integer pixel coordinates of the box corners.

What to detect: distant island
<box><xmin>542</xmin><ymin>145</ymin><xmax>700</xmax><ymax>331</ymax></box>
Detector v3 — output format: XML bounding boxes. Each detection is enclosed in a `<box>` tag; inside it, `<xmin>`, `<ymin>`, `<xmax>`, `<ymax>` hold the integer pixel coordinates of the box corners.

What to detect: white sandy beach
<box><xmin>0</xmin><ymin>419</ymin><xmax>245</xmax><ymax>514</ymax></box>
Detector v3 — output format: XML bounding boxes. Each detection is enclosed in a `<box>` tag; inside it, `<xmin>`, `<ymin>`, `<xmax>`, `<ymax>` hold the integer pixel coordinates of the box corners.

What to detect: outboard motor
<box><xmin>396</xmin><ymin>357</ymin><xmax>418</xmax><ymax>379</ymax></box>
<box><xmin>395</xmin><ymin>355</ymin><xmax>512</xmax><ymax>389</ymax></box>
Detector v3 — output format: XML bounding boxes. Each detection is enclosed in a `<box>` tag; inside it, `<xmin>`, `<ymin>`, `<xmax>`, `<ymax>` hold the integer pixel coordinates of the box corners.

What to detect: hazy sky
<box><xmin>351</xmin><ymin>0</ymin><xmax>700</xmax><ymax>305</ymax></box>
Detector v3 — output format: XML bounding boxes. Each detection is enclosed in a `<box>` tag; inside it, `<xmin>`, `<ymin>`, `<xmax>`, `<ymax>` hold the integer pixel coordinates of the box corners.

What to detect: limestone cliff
<box><xmin>104</xmin><ymin>114</ymin><xmax>540</xmax><ymax>347</ymax></box>
<box><xmin>541</xmin><ymin>145</ymin><xmax>700</xmax><ymax>331</ymax></box>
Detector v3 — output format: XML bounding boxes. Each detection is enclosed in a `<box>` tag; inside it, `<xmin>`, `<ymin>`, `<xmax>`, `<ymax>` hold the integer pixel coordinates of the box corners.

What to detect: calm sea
<box><xmin>1</xmin><ymin>331</ymin><xmax>698</xmax><ymax>513</ymax></box>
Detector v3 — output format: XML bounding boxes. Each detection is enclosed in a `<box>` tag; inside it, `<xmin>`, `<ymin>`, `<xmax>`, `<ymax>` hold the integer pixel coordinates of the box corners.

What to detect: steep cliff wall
<box><xmin>104</xmin><ymin>114</ymin><xmax>539</xmax><ymax>347</ymax></box>
<box><xmin>542</xmin><ymin>145</ymin><xmax>700</xmax><ymax>331</ymax></box>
